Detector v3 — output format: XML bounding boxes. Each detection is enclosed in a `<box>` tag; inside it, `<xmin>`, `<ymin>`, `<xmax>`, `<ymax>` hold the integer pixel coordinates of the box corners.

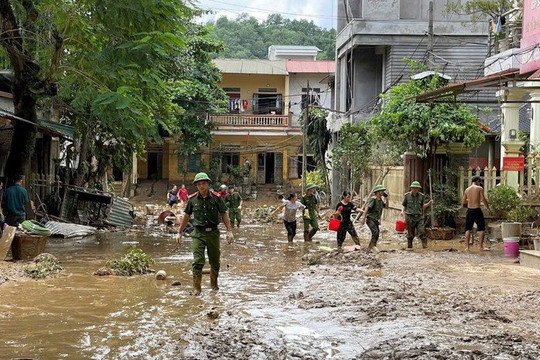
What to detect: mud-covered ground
<box><xmin>177</xmin><ymin>245</ymin><xmax>540</xmax><ymax>359</ymax></box>
<box><xmin>0</xmin><ymin>260</ymin><xmax>25</xmax><ymax>286</ymax></box>
<box><xmin>3</xmin><ymin>196</ymin><xmax>540</xmax><ymax>359</ymax></box>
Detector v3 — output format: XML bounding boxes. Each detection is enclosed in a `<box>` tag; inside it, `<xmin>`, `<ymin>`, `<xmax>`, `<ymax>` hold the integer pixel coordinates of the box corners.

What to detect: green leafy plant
<box><xmin>304</xmin><ymin>170</ymin><xmax>325</xmax><ymax>188</ymax></box>
<box><xmin>488</xmin><ymin>184</ymin><xmax>520</xmax><ymax>219</ymax></box>
<box><xmin>331</xmin><ymin>122</ymin><xmax>374</xmax><ymax>193</ymax></box>
<box><xmin>371</xmin><ymin>60</ymin><xmax>485</xmax><ymax>183</ymax></box>
<box><xmin>106</xmin><ymin>249</ymin><xmax>155</xmax><ymax>276</ymax></box>
<box><xmin>24</xmin><ymin>253</ymin><xmax>64</xmax><ymax>280</ymax></box>
<box><xmin>507</xmin><ymin>205</ymin><xmax>534</xmax><ymax>223</ymax></box>
<box><xmin>432</xmin><ymin>182</ymin><xmax>462</xmax><ymax>228</ymax></box>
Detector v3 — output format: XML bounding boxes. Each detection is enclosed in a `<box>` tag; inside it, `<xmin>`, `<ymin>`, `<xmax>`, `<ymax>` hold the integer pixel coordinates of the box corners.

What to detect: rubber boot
<box><xmin>210</xmin><ymin>270</ymin><xmax>219</xmax><ymax>291</ymax></box>
<box><xmin>368</xmin><ymin>239</ymin><xmax>377</xmax><ymax>249</ymax></box>
<box><xmin>193</xmin><ymin>275</ymin><xmax>202</xmax><ymax>296</ymax></box>
<box><xmin>308</xmin><ymin>229</ymin><xmax>317</xmax><ymax>241</ymax></box>
<box><xmin>406</xmin><ymin>238</ymin><xmax>413</xmax><ymax>250</ymax></box>
<box><xmin>304</xmin><ymin>231</ymin><xmax>310</xmax><ymax>242</ymax></box>
<box><xmin>421</xmin><ymin>238</ymin><xmax>428</xmax><ymax>249</ymax></box>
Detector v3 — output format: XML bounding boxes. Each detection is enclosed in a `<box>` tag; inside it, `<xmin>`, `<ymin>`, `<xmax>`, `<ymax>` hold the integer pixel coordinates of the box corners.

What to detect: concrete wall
<box><xmin>289</xmin><ymin>73</ymin><xmax>333</xmax><ymax>126</ymax></box>
<box><xmin>353</xmin><ymin>46</ymin><xmax>383</xmax><ymax>115</ymax></box>
<box><xmin>220</xmin><ymin>73</ymin><xmax>288</xmax><ymax>114</ymax></box>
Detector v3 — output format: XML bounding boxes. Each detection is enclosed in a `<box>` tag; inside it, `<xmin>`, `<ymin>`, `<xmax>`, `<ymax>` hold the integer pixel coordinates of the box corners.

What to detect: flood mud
<box><xmin>1</xmin><ymin>221</ymin><xmax>540</xmax><ymax>359</ymax></box>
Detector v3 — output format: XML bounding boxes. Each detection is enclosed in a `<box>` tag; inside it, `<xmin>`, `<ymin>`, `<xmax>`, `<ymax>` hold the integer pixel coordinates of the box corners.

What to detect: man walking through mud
<box><xmin>177</xmin><ymin>172</ymin><xmax>234</xmax><ymax>296</ymax></box>
<box><xmin>462</xmin><ymin>176</ymin><xmax>491</xmax><ymax>251</ymax></box>
<box><xmin>360</xmin><ymin>185</ymin><xmax>389</xmax><ymax>250</ymax></box>
<box><xmin>301</xmin><ymin>183</ymin><xmax>320</xmax><ymax>241</ymax></box>
<box><xmin>225</xmin><ymin>185</ymin><xmax>243</xmax><ymax>228</ymax></box>
<box><xmin>401</xmin><ymin>181</ymin><xmax>433</xmax><ymax>250</ymax></box>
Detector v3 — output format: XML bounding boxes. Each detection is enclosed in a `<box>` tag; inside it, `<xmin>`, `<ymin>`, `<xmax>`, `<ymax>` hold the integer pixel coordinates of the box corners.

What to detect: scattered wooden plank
<box><xmin>0</xmin><ymin>226</ymin><xmax>17</xmax><ymax>260</ymax></box>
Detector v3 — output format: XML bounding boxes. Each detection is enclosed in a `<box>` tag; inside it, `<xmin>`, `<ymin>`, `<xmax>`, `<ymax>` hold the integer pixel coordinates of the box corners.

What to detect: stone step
<box><xmin>519</xmin><ymin>250</ymin><xmax>540</xmax><ymax>271</ymax></box>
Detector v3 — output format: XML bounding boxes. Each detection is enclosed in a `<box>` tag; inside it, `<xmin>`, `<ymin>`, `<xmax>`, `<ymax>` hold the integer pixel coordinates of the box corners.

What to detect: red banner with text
<box><xmin>502</xmin><ymin>157</ymin><xmax>525</xmax><ymax>171</ymax></box>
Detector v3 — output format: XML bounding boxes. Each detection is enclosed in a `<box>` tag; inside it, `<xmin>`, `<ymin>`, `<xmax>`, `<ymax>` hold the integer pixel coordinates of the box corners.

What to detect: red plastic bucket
<box><xmin>503</xmin><ymin>237</ymin><xmax>520</xmax><ymax>257</ymax></box>
<box><xmin>395</xmin><ymin>218</ymin><xmax>406</xmax><ymax>232</ymax></box>
<box><xmin>328</xmin><ymin>215</ymin><xmax>342</xmax><ymax>232</ymax></box>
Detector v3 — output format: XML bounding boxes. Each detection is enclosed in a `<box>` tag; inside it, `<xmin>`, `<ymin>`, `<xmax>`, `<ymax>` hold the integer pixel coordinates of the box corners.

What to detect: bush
<box><xmin>507</xmin><ymin>206</ymin><xmax>534</xmax><ymax>222</ymax></box>
<box><xmin>106</xmin><ymin>249</ymin><xmax>155</xmax><ymax>276</ymax></box>
<box><xmin>488</xmin><ymin>184</ymin><xmax>520</xmax><ymax>219</ymax></box>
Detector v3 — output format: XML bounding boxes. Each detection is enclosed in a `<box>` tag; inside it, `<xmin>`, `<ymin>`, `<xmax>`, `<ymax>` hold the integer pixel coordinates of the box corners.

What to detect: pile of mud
<box><xmin>303</xmin><ymin>248</ymin><xmax>382</xmax><ymax>268</ymax></box>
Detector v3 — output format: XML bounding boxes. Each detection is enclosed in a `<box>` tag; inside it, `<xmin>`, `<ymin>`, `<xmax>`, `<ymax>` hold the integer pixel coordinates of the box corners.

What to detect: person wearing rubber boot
<box><xmin>225</xmin><ymin>185</ymin><xmax>243</xmax><ymax>228</ymax></box>
<box><xmin>177</xmin><ymin>172</ymin><xmax>234</xmax><ymax>296</ymax></box>
<box><xmin>360</xmin><ymin>185</ymin><xmax>389</xmax><ymax>251</ymax></box>
<box><xmin>301</xmin><ymin>183</ymin><xmax>320</xmax><ymax>242</ymax></box>
<box><xmin>401</xmin><ymin>181</ymin><xmax>433</xmax><ymax>250</ymax></box>
<box><xmin>333</xmin><ymin>191</ymin><xmax>361</xmax><ymax>249</ymax></box>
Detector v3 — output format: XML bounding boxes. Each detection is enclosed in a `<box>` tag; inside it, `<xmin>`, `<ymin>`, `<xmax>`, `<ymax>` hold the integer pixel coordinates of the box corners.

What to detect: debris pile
<box><xmin>302</xmin><ymin>248</ymin><xmax>382</xmax><ymax>268</ymax></box>
<box><xmin>96</xmin><ymin>248</ymin><xmax>155</xmax><ymax>276</ymax></box>
<box><xmin>23</xmin><ymin>253</ymin><xmax>63</xmax><ymax>279</ymax></box>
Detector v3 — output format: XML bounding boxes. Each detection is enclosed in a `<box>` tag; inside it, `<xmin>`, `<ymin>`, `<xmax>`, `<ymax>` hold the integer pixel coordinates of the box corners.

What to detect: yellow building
<box><xmin>138</xmin><ymin>59</ymin><xmax>308</xmax><ymax>188</ymax></box>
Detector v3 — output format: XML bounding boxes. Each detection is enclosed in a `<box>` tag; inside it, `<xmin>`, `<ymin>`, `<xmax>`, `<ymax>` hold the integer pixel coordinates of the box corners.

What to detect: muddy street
<box><xmin>1</xmin><ymin>222</ymin><xmax>540</xmax><ymax>359</ymax></box>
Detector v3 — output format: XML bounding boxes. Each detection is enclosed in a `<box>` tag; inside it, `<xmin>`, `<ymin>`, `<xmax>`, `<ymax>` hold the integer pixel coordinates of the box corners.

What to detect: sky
<box><xmin>194</xmin><ymin>0</ymin><xmax>337</xmax><ymax>29</ymax></box>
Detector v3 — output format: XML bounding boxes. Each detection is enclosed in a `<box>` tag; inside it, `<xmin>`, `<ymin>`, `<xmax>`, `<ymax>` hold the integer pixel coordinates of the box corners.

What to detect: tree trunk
<box><xmin>74</xmin><ymin>118</ymin><xmax>91</xmax><ymax>186</ymax></box>
<box><xmin>4</xmin><ymin>77</ymin><xmax>38</xmax><ymax>178</ymax></box>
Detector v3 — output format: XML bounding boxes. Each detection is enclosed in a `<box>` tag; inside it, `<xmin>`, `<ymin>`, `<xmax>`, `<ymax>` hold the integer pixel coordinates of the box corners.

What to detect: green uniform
<box><xmin>301</xmin><ymin>193</ymin><xmax>319</xmax><ymax>238</ymax></box>
<box><xmin>184</xmin><ymin>192</ymin><xmax>227</xmax><ymax>276</ymax></box>
<box><xmin>402</xmin><ymin>191</ymin><xmax>428</xmax><ymax>248</ymax></box>
<box><xmin>366</xmin><ymin>196</ymin><xmax>385</xmax><ymax>248</ymax></box>
<box><xmin>225</xmin><ymin>192</ymin><xmax>242</xmax><ymax>227</ymax></box>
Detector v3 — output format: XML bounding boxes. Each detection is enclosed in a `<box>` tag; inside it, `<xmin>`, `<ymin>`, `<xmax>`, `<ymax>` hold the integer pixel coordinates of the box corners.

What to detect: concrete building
<box><xmin>335</xmin><ymin>0</ymin><xmax>488</xmax><ymax>122</ymax></box>
<box><xmin>138</xmin><ymin>47</ymin><xmax>335</xmax><ymax>191</ymax></box>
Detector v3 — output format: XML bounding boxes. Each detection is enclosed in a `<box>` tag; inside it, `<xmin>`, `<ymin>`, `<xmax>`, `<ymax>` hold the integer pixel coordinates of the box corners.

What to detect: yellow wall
<box><xmin>137</xmin><ymin>156</ymin><xmax>148</xmax><ymax>179</ymax></box>
<box><xmin>221</xmin><ymin>74</ymin><xmax>289</xmax><ymax>114</ymax></box>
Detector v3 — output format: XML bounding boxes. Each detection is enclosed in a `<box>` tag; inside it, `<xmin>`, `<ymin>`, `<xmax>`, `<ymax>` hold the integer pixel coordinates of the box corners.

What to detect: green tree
<box><xmin>331</xmin><ymin>122</ymin><xmax>374</xmax><ymax>193</ymax></box>
<box><xmin>371</xmin><ymin>61</ymin><xmax>485</xmax><ymax>184</ymax></box>
<box><xmin>0</xmin><ymin>0</ymin><xmax>192</xmax><ymax>178</ymax></box>
<box><xmin>445</xmin><ymin>0</ymin><xmax>517</xmax><ymax>21</ymax></box>
<box><xmin>169</xmin><ymin>22</ymin><xmax>228</xmax><ymax>158</ymax></box>
<box><xmin>300</xmin><ymin>107</ymin><xmax>331</xmax><ymax>189</ymax></box>
<box><xmin>208</xmin><ymin>13</ymin><xmax>336</xmax><ymax>60</ymax></box>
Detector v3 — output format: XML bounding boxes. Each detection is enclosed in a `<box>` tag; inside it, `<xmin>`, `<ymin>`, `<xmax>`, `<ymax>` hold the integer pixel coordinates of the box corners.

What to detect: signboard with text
<box><xmin>520</xmin><ymin>0</ymin><xmax>540</xmax><ymax>73</ymax></box>
<box><xmin>502</xmin><ymin>157</ymin><xmax>525</xmax><ymax>171</ymax></box>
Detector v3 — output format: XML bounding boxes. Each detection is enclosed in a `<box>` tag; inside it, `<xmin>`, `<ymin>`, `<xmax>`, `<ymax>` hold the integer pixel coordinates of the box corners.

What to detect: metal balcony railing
<box><xmin>209</xmin><ymin>114</ymin><xmax>290</xmax><ymax>127</ymax></box>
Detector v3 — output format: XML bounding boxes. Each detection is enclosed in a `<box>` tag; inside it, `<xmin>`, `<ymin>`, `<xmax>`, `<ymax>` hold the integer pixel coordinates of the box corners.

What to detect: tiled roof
<box><xmin>286</xmin><ymin>60</ymin><xmax>335</xmax><ymax>73</ymax></box>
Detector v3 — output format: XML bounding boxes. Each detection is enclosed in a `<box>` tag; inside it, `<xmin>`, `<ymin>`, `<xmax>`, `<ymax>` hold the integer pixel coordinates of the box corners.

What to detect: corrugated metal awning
<box><xmin>416</xmin><ymin>68</ymin><xmax>540</xmax><ymax>103</ymax></box>
<box><xmin>213</xmin><ymin>59</ymin><xmax>288</xmax><ymax>75</ymax></box>
<box><xmin>45</xmin><ymin>221</ymin><xmax>97</xmax><ymax>238</ymax></box>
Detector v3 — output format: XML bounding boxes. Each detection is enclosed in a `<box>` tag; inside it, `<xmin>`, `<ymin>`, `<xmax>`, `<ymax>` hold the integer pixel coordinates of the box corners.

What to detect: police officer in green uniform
<box><xmin>401</xmin><ymin>181</ymin><xmax>433</xmax><ymax>250</ymax></box>
<box><xmin>360</xmin><ymin>184</ymin><xmax>389</xmax><ymax>250</ymax></box>
<box><xmin>177</xmin><ymin>172</ymin><xmax>234</xmax><ymax>296</ymax></box>
<box><xmin>301</xmin><ymin>183</ymin><xmax>319</xmax><ymax>242</ymax></box>
<box><xmin>225</xmin><ymin>185</ymin><xmax>243</xmax><ymax>228</ymax></box>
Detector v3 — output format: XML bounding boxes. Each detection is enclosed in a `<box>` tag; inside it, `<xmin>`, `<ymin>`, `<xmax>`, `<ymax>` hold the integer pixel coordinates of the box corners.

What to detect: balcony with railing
<box><xmin>209</xmin><ymin>113</ymin><xmax>293</xmax><ymax>128</ymax></box>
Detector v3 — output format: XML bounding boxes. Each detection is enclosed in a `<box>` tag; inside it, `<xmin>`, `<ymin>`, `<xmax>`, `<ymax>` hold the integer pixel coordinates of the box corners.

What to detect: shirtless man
<box><xmin>461</xmin><ymin>176</ymin><xmax>491</xmax><ymax>251</ymax></box>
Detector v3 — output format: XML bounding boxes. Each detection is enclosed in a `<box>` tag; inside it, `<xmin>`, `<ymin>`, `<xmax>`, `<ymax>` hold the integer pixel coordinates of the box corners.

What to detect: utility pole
<box><xmin>302</xmin><ymin>81</ymin><xmax>309</xmax><ymax>192</ymax></box>
<box><xmin>427</xmin><ymin>1</ymin><xmax>434</xmax><ymax>69</ymax></box>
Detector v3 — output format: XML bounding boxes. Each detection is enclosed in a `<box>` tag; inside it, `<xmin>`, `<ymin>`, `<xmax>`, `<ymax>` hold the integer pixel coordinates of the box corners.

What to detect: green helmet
<box><xmin>410</xmin><ymin>181</ymin><xmax>422</xmax><ymax>188</ymax></box>
<box><xmin>305</xmin><ymin>183</ymin><xmax>317</xmax><ymax>191</ymax></box>
<box><xmin>193</xmin><ymin>172</ymin><xmax>211</xmax><ymax>184</ymax></box>
<box><xmin>373</xmin><ymin>185</ymin><xmax>386</xmax><ymax>193</ymax></box>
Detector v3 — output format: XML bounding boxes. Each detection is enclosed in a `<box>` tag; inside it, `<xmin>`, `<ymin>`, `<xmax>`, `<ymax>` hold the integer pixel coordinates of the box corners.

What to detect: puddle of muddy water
<box><xmin>2</xmin><ymin>221</ymin><xmax>538</xmax><ymax>359</ymax></box>
<box><xmin>0</xmin><ymin>224</ymin><xmax>329</xmax><ymax>358</ymax></box>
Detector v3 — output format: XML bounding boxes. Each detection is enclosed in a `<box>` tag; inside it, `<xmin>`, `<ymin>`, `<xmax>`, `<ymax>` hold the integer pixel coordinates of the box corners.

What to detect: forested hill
<box><xmin>207</xmin><ymin>14</ymin><xmax>336</xmax><ymax>60</ymax></box>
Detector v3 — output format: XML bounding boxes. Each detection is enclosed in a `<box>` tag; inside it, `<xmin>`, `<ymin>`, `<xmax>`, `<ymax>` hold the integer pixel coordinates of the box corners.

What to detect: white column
<box><xmin>530</xmin><ymin>91</ymin><xmax>540</xmax><ymax>152</ymax></box>
<box><xmin>498</xmin><ymin>89</ymin><xmax>525</xmax><ymax>190</ymax></box>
